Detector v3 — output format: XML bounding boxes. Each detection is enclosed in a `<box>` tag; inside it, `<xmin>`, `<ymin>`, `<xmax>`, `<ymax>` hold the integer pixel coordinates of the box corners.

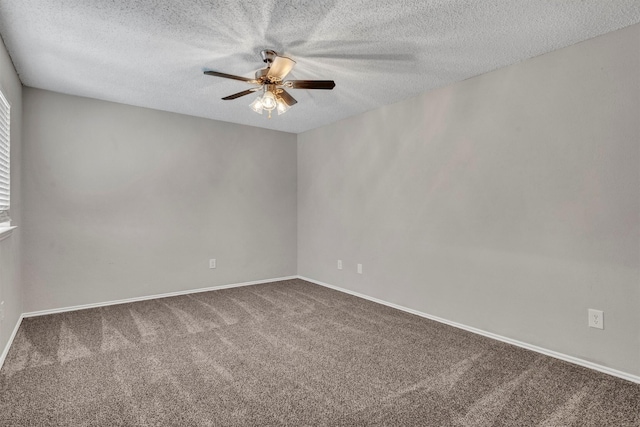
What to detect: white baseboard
<box><xmin>22</xmin><ymin>276</ymin><xmax>298</xmax><ymax>318</ymax></box>
<box><xmin>298</xmin><ymin>275</ymin><xmax>640</xmax><ymax>385</ymax></box>
<box><xmin>0</xmin><ymin>313</ymin><xmax>23</xmax><ymax>371</ymax></box>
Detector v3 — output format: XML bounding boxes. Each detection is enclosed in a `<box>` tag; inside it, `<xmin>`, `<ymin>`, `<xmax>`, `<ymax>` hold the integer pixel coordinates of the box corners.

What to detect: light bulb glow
<box><xmin>261</xmin><ymin>91</ymin><xmax>277</xmax><ymax>110</ymax></box>
<box><xmin>249</xmin><ymin>96</ymin><xmax>263</xmax><ymax>114</ymax></box>
<box><xmin>249</xmin><ymin>88</ymin><xmax>294</xmax><ymax>118</ymax></box>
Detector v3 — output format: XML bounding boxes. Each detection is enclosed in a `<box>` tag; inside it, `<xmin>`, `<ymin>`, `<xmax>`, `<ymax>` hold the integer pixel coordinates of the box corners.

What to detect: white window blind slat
<box><xmin>0</xmin><ymin>88</ymin><xmax>9</xmax><ymax>222</ymax></box>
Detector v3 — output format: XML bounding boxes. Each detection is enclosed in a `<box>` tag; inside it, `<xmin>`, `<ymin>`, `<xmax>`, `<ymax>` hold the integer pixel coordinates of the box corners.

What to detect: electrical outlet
<box><xmin>209</xmin><ymin>259</ymin><xmax>216</xmax><ymax>269</ymax></box>
<box><xmin>588</xmin><ymin>309</ymin><xmax>604</xmax><ymax>329</ymax></box>
<box><xmin>357</xmin><ymin>264</ymin><xmax>363</xmax><ymax>274</ymax></box>
<box><xmin>0</xmin><ymin>300</ymin><xmax>4</xmax><ymax>321</ymax></box>
<box><xmin>337</xmin><ymin>260</ymin><xmax>343</xmax><ymax>270</ymax></box>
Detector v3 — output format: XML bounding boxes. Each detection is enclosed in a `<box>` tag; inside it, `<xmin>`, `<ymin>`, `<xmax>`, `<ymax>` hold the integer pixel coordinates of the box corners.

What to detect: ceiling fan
<box><xmin>204</xmin><ymin>49</ymin><xmax>335</xmax><ymax>118</ymax></box>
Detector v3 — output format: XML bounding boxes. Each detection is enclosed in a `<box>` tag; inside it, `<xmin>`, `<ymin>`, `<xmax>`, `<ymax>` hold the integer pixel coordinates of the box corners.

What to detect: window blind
<box><xmin>0</xmin><ymin>89</ymin><xmax>9</xmax><ymax>224</ymax></box>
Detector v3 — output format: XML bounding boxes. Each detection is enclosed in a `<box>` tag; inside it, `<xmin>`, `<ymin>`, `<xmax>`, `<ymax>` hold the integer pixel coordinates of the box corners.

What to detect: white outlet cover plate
<box><xmin>357</xmin><ymin>264</ymin><xmax>363</xmax><ymax>274</ymax></box>
<box><xmin>209</xmin><ymin>259</ymin><xmax>216</xmax><ymax>269</ymax></box>
<box><xmin>588</xmin><ymin>309</ymin><xmax>604</xmax><ymax>329</ymax></box>
<box><xmin>337</xmin><ymin>260</ymin><xmax>343</xmax><ymax>270</ymax></box>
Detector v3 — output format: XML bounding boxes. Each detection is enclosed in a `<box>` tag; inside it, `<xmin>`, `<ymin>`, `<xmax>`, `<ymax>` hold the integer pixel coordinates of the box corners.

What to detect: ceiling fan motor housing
<box><xmin>255</xmin><ymin>67</ymin><xmax>270</xmax><ymax>81</ymax></box>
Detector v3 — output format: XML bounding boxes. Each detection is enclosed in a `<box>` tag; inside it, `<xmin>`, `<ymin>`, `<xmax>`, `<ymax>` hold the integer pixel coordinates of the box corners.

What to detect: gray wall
<box><xmin>22</xmin><ymin>88</ymin><xmax>297</xmax><ymax>312</ymax></box>
<box><xmin>298</xmin><ymin>24</ymin><xmax>640</xmax><ymax>375</ymax></box>
<box><xmin>0</xmin><ymin>36</ymin><xmax>22</xmax><ymax>354</ymax></box>
<box><xmin>15</xmin><ymin>23</ymin><xmax>640</xmax><ymax>377</ymax></box>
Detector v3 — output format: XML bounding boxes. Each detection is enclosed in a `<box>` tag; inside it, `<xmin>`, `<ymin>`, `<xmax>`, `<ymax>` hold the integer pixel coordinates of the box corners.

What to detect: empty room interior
<box><xmin>0</xmin><ymin>1</ymin><xmax>639</xmax><ymax>425</ymax></box>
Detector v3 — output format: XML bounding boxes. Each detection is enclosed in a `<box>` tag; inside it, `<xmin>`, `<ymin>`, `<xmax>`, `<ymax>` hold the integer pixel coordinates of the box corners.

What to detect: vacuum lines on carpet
<box><xmin>0</xmin><ymin>279</ymin><xmax>638</xmax><ymax>425</ymax></box>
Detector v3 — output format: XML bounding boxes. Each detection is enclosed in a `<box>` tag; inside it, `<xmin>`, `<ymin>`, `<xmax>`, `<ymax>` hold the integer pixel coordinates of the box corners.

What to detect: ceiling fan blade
<box><xmin>286</xmin><ymin>80</ymin><xmax>336</xmax><ymax>90</ymax></box>
<box><xmin>222</xmin><ymin>88</ymin><xmax>261</xmax><ymax>100</ymax></box>
<box><xmin>278</xmin><ymin>89</ymin><xmax>298</xmax><ymax>106</ymax></box>
<box><xmin>204</xmin><ymin>70</ymin><xmax>257</xmax><ymax>83</ymax></box>
<box><xmin>267</xmin><ymin>56</ymin><xmax>296</xmax><ymax>80</ymax></box>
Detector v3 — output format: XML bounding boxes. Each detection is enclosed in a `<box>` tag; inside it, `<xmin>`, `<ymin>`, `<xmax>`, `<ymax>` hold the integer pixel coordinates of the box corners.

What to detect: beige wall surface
<box><xmin>298</xmin><ymin>24</ymin><xmax>640</xmax><ymax>375</ymax></box>
<box><xmin>22</xmin><ymin>89</ymin><xmax>297</xmax><ymax>312</ymax></box>
<box><xmin>0</xmin><ymin>36</ymin><xmax>23</xmax><ymax>354</ymax></box>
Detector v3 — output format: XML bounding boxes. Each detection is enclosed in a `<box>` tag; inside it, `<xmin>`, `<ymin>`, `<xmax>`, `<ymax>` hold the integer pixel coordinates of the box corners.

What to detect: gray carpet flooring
<box><xmin>0</xmin><ymin>279</ymin><xmax>638</xmax><ymax>426</ymax></box>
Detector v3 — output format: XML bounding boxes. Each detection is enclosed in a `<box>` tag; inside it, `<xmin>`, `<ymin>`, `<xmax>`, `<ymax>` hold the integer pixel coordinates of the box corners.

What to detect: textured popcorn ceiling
<box><xmin>0</xmin><ymin>1</ymin><xmax>638</xmax><ymax>133</ymax></box>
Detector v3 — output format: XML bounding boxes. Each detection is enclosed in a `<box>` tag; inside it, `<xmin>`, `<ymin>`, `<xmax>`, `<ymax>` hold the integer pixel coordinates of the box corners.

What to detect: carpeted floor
<box><xmin>0</xmin><ymin>279</ymin><xmax>638</xmax><ymax>426</ymax></box>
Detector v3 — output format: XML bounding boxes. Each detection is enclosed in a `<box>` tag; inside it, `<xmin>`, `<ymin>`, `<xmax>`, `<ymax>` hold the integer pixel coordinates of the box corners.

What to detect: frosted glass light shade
<box><xmin>276</xmin><ymin>98</ymin><xmax>290</xmax><ymax>115</ymax></box>
<box><xmin>249</xmin><ymin>97</ymin><xmax>263</xmax><ymax>114</ymax></box>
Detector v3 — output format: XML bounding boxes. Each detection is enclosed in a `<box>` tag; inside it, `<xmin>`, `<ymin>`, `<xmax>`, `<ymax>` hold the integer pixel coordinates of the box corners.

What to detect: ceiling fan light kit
<box><xmin>249</xmin><ymin>85</ymin><xmax>291</xmax><ymax>118</ymax></box>
<box><xmin>204</xmin><ymin>49</ymin><xmax>335</xmax><ymax>119</ymax></box>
